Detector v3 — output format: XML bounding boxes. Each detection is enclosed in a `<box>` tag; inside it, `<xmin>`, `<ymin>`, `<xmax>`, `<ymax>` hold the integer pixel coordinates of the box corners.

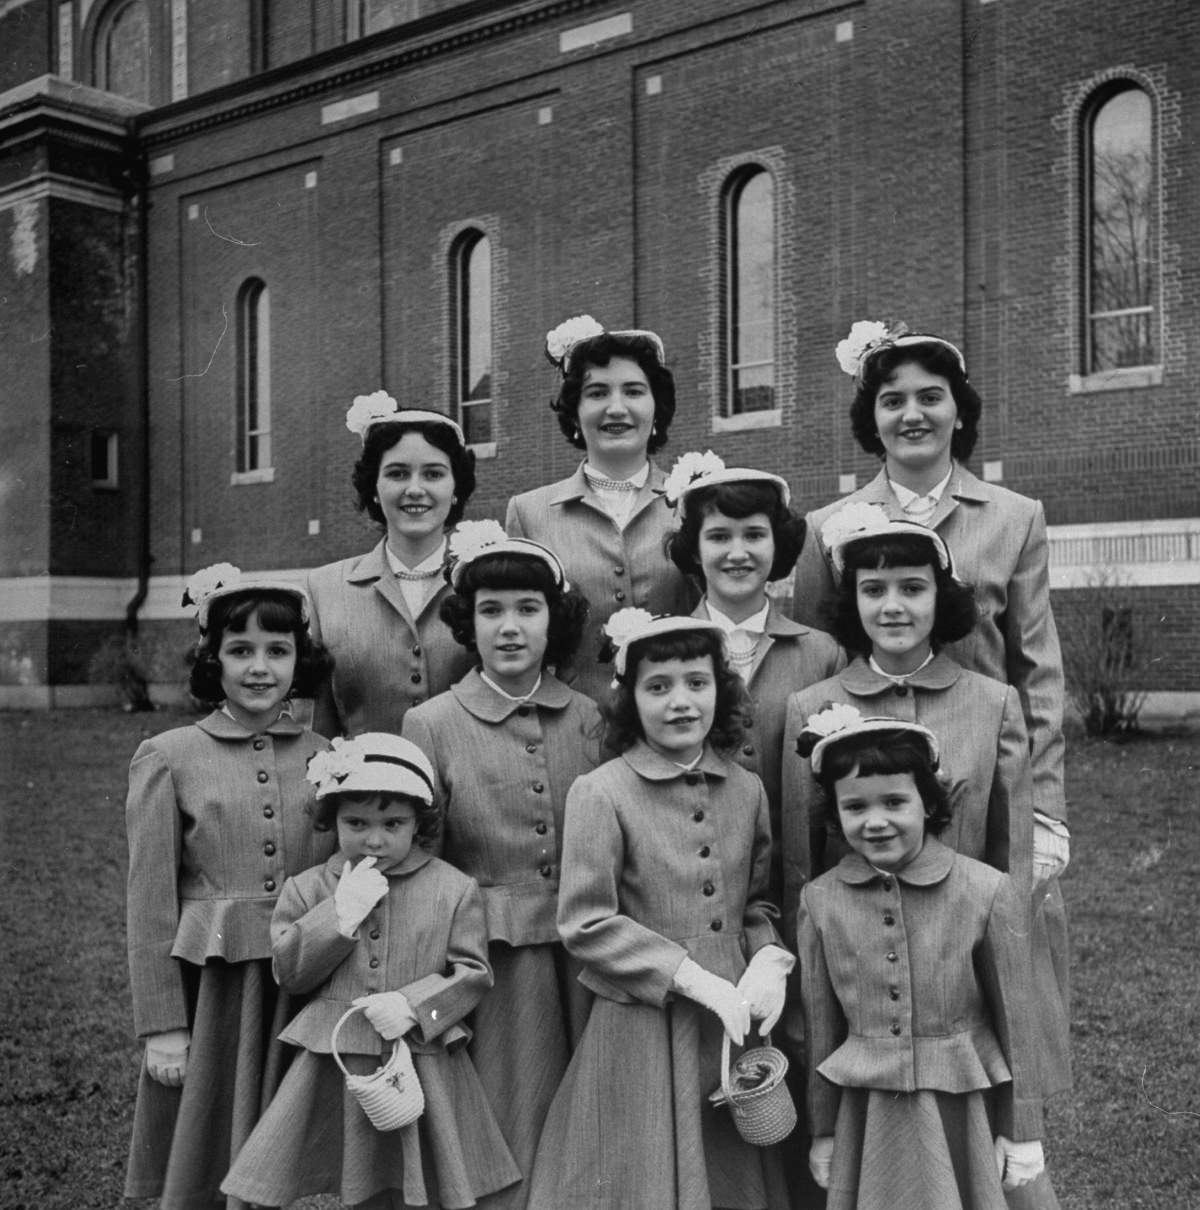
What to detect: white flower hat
<box><xmin>797</xmin><ymin>702</ymin><xmax>940</xmax><ymax>776</ymax></box>
<box><xmin>446</xmin><ymin>519</ymin><xmax>569</xmax><ymax>591</ymax></box>
<box><xmin>182</xmin><ymin>562</ymin><xmax>311</xmax><ymax>632</ymax></box>
<box><xmin>603</xmin><ymin>607</ymin><xmax>725</xmax><ymax>679</ymax></box>
<box><xmin>820</xmin><ymin>501</ymin><xmax>954</xmax><ymax>577</ymax></box>
<box><xmin>663</xmin><ymin>450</ymin><xmax>791</xmax><ymax>517</ymax></box>
<box><xmin>544</xmin><ymin>314</ymin><xmax>666</xmax><ymax>374</ymax></box>
<box><xmin>306</xmin><ymin>733</ymin><xmax>436</xmax><ymax>804</ymax></box>
<box><xmin>345</xmin><ymin>390</ymin><xmax>466</xmax><ymax>447</ymax></box>
<box><xmin>834</xmin><ymin>320</ymin><xmax>966</xmax><ymax>386</ymax></box>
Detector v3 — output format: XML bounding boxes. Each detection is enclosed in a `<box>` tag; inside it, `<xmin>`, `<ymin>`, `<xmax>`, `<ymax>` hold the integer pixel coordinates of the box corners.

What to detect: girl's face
<box><xmin>855</xmin><ymin>563</ymin><xmax>937</xmax><ymax>675</ymax></box>
<box><xmin>375</xmin><ymin>431</ymin><xmax>456</xmax><ymax>553</ymax></box>
<box><xmin>873</xmin><ymin>360</ymin><xmax>959</xmax><ymax>480</ymax></box>
<box><xmin>698</xmin><ymin>508</ymin><xmax>775</xmax><ymax>617</ymax></box>
<box><xmin>835</xmin><ymin>766</ymin><xmax>926</xmax><ymax>872</ymax></box>
<box><xmin>336</xmin><ymin>795</ymin><xmax>418</xmax><ymax>872</ymax></box>
<box><xmin>633</xmin><ymin>654</ymin><xmax>717</xmax><ymax>765</ymax></box>
<box><xmin>576</xmin><ymin>356</ymin><xmax>655</xmax><ymax>468</ymax></box>
<box><xmin>474</xmin><ymin>587</ymin><xmax>550</xmax><ymax>695</ymax></box>
<box><xmin>217</xmin><ymin>612</ymin><xmax>297</xmax><ymax>729</ymax></box>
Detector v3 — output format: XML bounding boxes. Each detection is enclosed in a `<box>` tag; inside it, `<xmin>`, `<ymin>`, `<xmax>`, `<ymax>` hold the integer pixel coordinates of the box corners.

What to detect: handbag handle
<box><xmin>331</xmin><ymin>1005</ymin><xmax>400</xmax><ymax>1079</ymax></box>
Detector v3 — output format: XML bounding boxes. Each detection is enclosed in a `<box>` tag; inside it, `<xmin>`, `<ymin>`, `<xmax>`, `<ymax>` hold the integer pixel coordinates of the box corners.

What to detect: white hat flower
<box><xmin>305</xmin><ymin>737</ymin><xmax>364</xmax><ymax>793</ymax></box>
<box><xmin>182</xmin><ymin>562</ymin><xmax>241</xmax><ymax>611</ymax></box>
<box><xmin>345</xmin><ymin>390</ymin><xmax>400</xmax><ymax>439</ymax></box>
<box><xmin>447</xmin><ymin>519</ymin><xmax>508</xmax><ymax>565</ymax></box>
<box><xmin>603</xmin><ymin>607</ymin><xmax>656</xmax><ymax>650</ymax></box>
<box><xmin>804</xmin><ymin>702</ymin><xmax>866</xmax><ymax>739</ymax></box>
<box><xmin>663</xmin><ymin>450</ymin><xmax>726</xmax><ymax>508</ymax></box>
<box><xmin>820</xmin><ymin>502</ymin><xmax>894</xmax><ymax>554</ymax></box>
<box><xmin>834</xmin><ymin>320</ymin><xmax>900</xmax><ymax>379</ymax></box>
<box><xmin>545</xmin><ymin>314</ymin><xmax>605</xmax><ymax>367</ymax></box>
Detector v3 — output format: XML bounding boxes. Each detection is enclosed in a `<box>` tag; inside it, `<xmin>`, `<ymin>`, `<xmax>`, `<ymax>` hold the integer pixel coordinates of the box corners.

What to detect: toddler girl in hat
<box><xmin>221</xmin><ymin>731</ymin><xmax>519</xmax><ymax>1210</ymax></box>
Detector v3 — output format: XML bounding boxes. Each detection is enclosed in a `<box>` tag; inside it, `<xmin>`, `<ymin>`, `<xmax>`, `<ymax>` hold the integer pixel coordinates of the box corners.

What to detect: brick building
<box><xmin>1</xmin><ymin>0</ymin><xmax>1198</xmax><ymax>714</ymax></box>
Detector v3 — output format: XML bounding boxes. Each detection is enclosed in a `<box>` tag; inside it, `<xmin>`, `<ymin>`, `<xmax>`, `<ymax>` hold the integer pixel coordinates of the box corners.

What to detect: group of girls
<box><xmin>123</xmin><ymin>314</ymin><xmax>1070</xmax><ymax>1210</ymax></box>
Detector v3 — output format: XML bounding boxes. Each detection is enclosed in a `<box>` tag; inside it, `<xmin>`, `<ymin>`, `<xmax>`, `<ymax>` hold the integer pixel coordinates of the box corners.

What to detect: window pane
<box><xmin>729</xmin><ymin>172</ymin><xmax>775</xmax><ymax>413</ymax></box>
<box><xmin>463</xmin><ymin>236</ymin><xmax>492</xmax><ymax>403</ymax></box>
<box><xmin>363</xmin><ymin>0</ymin><xmax>420</xmax><ymax>35</ymax></box>
<box><xmin>1090</xmin><ymin>88</ymin><xmax>1155</xmax><ymax>370</ymax></box>
<box><xmin>238</xmin><ymin>281</ymin><xmax>271</xmax><ymax>472</ymax></box>
<box><xmin>105</xmin><ymin>1</ymin><xmax>150</xmax><ymax>104</ymax></box>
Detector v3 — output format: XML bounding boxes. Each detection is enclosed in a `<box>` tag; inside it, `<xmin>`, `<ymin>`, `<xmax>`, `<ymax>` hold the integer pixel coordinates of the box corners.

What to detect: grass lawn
<box><xmin>1</xmin><ymin>707</ymin><xmax>1197</xmax><ymax>1208</ymax></box>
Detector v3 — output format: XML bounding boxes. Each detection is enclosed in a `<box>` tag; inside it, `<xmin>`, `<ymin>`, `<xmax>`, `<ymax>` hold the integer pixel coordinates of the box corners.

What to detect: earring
<box><xmin>651</xmin><ymin>423</ymin><xmax>658</xmax><ymax>436</ymax></box>
<box><xmin>452</xmin><ymin>495</ymin><xmax>459</xmax><ymax>505</ymax></box>
<box><xmin>572</xmin><ymin>427</ymin><xmax>582</xmax><ymax>441</ymax></box>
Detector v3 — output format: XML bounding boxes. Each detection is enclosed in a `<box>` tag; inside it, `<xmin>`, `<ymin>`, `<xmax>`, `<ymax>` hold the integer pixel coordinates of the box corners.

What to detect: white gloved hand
<box><xmin>145</xmin><ymin>1028</ymin><xmax>190</xmax><ymax>1087</ymax></box>
<box><xmin>808</xmin><ymin>1136</ymin><xmax>834</xmax><ymax>1188</ymax></box>
<box><xmin>334</xmin><ymin>856</ymin><xmax>388</xmax><ymax>936</ymax></box>
<box><xmin>1032</xmin><ymin>814</ymin><xmax>1069</xmax><ymax>890</ymax></box>
<box><xmin>993</xmin><ymin>1136</ymin><xmax>1045</xmax><ymax>1189</ymax></box>
<box><xmin>354</xmin><ymin>991</ymin><xmax>417</xmax><ymax>1040</ymax></box>
<box><xmin>736</xmin><ymin>945</ymin><xmax>795</xmax><ymax>1036</ymax></box>
<box><xmin>671</xmin><ymin>956</ymin><xmax>750</xmax><ymax>1043</ymax></box>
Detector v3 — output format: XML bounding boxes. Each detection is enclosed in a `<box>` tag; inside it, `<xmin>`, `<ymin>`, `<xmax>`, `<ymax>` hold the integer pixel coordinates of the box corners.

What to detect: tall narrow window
<box><xmin>98</xmin><ymin>0</ymin><xmax>150</xmax><ymax>104</ymax></box>
<box><xmin>1085</xmin><ymin>85</ymin><xmax>1157</xmax><ymax>372</ymax></box>
<box><xmin>452</xmin><ymin>232</ymin><xmax>493</xmax><ymax>446</ymax></box>
<box><xmin>237</xmin><ymin>279</ymin><xmax>272</xmax><ymax>473</ymax></box>
<box><xmin>725</xmin><ymin>169</ymin><xmax>776</xmax><ymax>415</ymax></box>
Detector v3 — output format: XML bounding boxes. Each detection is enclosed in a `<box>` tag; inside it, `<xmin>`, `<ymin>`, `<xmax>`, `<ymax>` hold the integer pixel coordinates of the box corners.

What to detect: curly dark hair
<box><xmin>550</xmin><ymin>332</ymin><xmax>676</xmax><ymax>455</ymax></box>
<box><xmin>350</xmin><ymin>417</ymin><xmax>477</xmax><ymax>529</ymax></box>
<box><xmin>849</xmin><ymin>339</ymin><xmax>981</xmax><ymax>462</ymax></box>
<box><xmin>439</xmin><ymin>552</ymin><xmax>590</xmax><ymax>672</ymax></box>
<box><xmin>307</xmin><ymin>789</ymin><xmax>441</xmax><ymax>850</ymax></box>
<box><xmin>188</xmin><ymin>591</ymin><xmax>333</xmax><ymax>706</ymax></box>
<box><xmin>814</xmin><ymin>729</ymin><xmax>953</xmax><ymax>841</ymax></box>
<box><xmin>830</xmin><ymin>532</ymin><xmax>978</xmax><ymax>655</ymax></box>
<box><xmin>604</xmin><ymin>627</ymin><xmax>749</xmax><ymax>756</ymax></box>
<box><xmin>666</xmin><ymin>479</ymin><xmax>805</xmax><ymax>587</ymax></box>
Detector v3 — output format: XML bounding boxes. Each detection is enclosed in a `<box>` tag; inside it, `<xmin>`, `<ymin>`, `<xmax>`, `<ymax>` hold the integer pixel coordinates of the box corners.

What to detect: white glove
<box><xmin>808</xmin><ymin>1136</ymin><xmax>834</xmax><ymax>1188</ymax></box>
<box><xmin>334</xmin><ymin>856</ymin><xmax>388</xmax><ymax>936</ymax></box>
<box><xmin>993</xmin><ymin>1136</ymin><xmax>1045</xmax><ymax>1189</ymax></box>
<box><xmin>736</xmin><ymin>945</ymin><xmax>795</xmax><ymax>1036</ymax></box>
<box><xmin>671</xmin><ymin>956</ymin><xmax>750</xmax><ymax>1043</ymax></box>
<box><xmin>1033</xmin><ymin>814</ymin><xmax>1070</xmax><ymax>889</ymax></box>
<box><xmin>145</xmin><ymin>1028</ymin><xmax>190</xmax><ymax>1087</ymax></box>
<box><xmin>354</xmin><ymin>991</ymin><xmax>417</xmax><ymax>1040</ymax></box>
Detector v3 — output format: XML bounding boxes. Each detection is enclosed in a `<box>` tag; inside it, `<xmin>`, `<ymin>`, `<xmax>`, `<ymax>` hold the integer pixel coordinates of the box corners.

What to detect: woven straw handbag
<box><xmin>331</xmin><ymin>1005</ymin><xmax>425</xmax><ymax>1132</ymax></box>
<box><xmin>712</xmin><ymin>1032</ymin><xmax>797</xmax><ymax>1147</ymax></box>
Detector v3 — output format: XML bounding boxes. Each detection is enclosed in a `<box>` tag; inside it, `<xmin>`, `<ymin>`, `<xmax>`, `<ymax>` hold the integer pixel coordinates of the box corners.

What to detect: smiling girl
<box><xmin>124</xmin><ymin>565</ymin><xmax>334</xmax><ymax>1209</ymax></box>
<box><xmin>524</xmin><ymin>610</ymin><xmax>793</xmax><ymax>1210</ymax></box>
<box><xmin>781</xmin><ymin>503</ymin><xmax>1033</xmax><ymax>924</ymax></box>
<box><xmin>401</xmin><ymin>519</ymin><xmax>601</xmax><ymax>1209</ymax></box>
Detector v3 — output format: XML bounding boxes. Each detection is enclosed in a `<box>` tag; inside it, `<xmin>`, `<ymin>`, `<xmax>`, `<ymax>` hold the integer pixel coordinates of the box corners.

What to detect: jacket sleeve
<box><xmin>305</xmin><ymin>569</ymin><xmax>345</xmax><ymax>741</ymax></box>
<box><xmin>743</xmin><ymin>780</ymin><xmax>783</xmax><ymax>956</ymax></box>
<box><xmin>976</xmin><ymin>875</ymin><xmax>1044</xmax><ymax>1141</ymax></box>
<box><xmin>791</xmin><ymin>518</ymin><xmax>839</xmax><ymax>631</ymax></box>
<box><xmin>270</xmin><ymin>873</ymin><xmax>357</xmax><ymax>994</ymax></box>
<box><xmin>988</xmin><ymin>685</ymin><xmax>1035</xmax><ymax>896</ymax></box>
<box><xmin>504</xmin><ymin>494</ymin><xmax>527</xmax><ymax>538</ymax></box>
<box><xmin>125</xmin><ymin>742</ymin><xmax>188</xmax><ymax>1038</ymax></box>
<box><xmin>1002</xmin><ymin>502</ymin><xmax>1067</xmax><ymax>823</ymax></box>
<box><xmin>797</xmin><ymin>884</ymin><xmax>846</xmax><ymax>1136</ymax></box>
<box><xmin>403</xmin><ymin>877</ymin><xmax>493</xmax><ymax>1043</ymax></box>
<box><xmin>555</xmin><ymin>780</ymin><xmax>689</xmax><ymax>1006</ymax></box>
<box><xmin>779</xmin><ymin>694</ymin><xmax>817</xmax><ymax>951</ymax></box>
<box><xmin>400</xmin><ymin>708</ymin><xmax>449</xmax><ymax>858</ymax></box>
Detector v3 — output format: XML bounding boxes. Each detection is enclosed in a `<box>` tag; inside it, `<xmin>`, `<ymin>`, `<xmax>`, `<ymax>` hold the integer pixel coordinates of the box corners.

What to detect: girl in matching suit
<box><xmin>526</xmin><ymin>611</ymin><xmax>793</xmax><ymax>1210</ymax></box>
<box><xmin>794</xmin><ymin>708</ymin><xmax>1046</xmax><ymax>1210</ymax></box>
<box><xmin>124</xmin><ymin>565</ymin><xmax>335</xmax><ymax>1208</ymax></box>
<box><xmin>401</xmin><ymin>520</ymin><xmax>603</xmax><ymax>1208</ymax></box>
<box><xmin>306</xmin><ymin>398</ymin><xmax>477</xmax><ymax>738</ymax></box>
<box><xmin>504</xmin><ymin>317</ymin><xmax>696</xmax><ymax>704</ymax></box>
<box><xmin>791</xmin><ymin>323</ymin><xmax>1071</xmax><ymax>1099</ymax></box>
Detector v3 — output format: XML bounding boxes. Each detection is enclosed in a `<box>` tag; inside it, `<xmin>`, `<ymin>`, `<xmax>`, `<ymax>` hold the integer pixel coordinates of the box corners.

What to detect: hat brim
<box><xmin>613</xmin><ymin>616</ymin><xmax>725</xmax><ymax>676</ymax></box>
<box><xmin>810</xmin><ymin>717</ymin><xmax>940</xmax><ymax>775</ymax></box>
<box><xmin>676</xmin><ymin>468</ymin><xmax>790</xmax><ymax>515</ymax></box>
<box><xmin>196</xmin><ymin>580</ymin><xmax>311</xmax><ymax>630</ymax></box>
<box><xmin>448</xmin><ymin>537</ymin><xmax>568</xmax><ymax>591</ymax></box>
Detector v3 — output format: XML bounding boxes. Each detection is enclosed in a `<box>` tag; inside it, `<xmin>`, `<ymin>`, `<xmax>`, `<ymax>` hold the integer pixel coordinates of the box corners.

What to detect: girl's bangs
<box><xmin>464</xmin><ymin>553</ymin><xmax>557</xmax><ymax>598</ymax></box>
<box><xmin>845</xmin><ymin>532</ymin><xmax>940</xmax><ymax>572</ymax></box>
<box><xmin>213</xmin><ymin>591</ymin><xmax>303</xmax><ymax>636</ymax></box>
<box><xmin>628</xmin><ymin>627</ymin><xmax>720</xmax><ymax>672</ymax></box>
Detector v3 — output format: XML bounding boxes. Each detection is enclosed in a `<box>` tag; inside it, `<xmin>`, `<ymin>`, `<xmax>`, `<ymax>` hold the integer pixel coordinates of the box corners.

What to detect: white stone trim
<box><xmin>0</xmin><ymin>174</ymin><xmax>125</xmax><ymax>214</ymax></box>
<box><xmin>559</xmin><ymin>12</ymin><xmax>631</xmax><ymax>53</ymax></box>
<box><xmin>1048</xmin><ymin>518</ymin><xmax>1200</xmax><ymax>588</ymax></box>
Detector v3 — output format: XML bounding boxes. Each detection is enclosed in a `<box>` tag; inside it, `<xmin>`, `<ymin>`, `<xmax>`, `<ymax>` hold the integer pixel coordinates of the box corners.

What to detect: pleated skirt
<box><xmin>220</xmin><ymin>1045</ymin><xmax>521</xmax><ymax>1208</ymax></box>
<box><xmin>825</xmin><ymin>1086</ymin><xmax>1061</xmax><ymax>1210</ymax></box>
<box><xmin>525</xmin><ymin>996</ymin><xmax>789</xmax><ymax>1210</ymax></box>
<box><xmin>468</xmin><ymin>941</ymin><xmax>592</xmax><ymax>1210</ymax></box>
<box><xmin>124</xmin><ymin>958</ymin><xmax>295</xmax><ymax>1210</ymax></box>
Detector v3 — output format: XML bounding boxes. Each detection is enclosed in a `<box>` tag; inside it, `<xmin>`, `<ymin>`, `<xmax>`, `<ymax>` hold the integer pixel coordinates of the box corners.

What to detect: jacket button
<box><xmin>614</xmin><ymin>565</ymin><xmax>625</xmax><ymax>576</ymax></box>
<box><xmin>886</xmin><ymin>951</ymin><xmax>898</xmax><ymax>963</ymax></box>
<box><xmin>538</xmin><ymin>864</ymin><xmax>552</xmax><ymax>878</ymax></box>
<box><xmin>410</xmin><ymin>672</ymin><xmax>422</xmax><ymax>684</ymax></box>
<box><xmin>693</xmin><ymin>809</ymin><xmax>705</xmax><ymax>822</ymax></box>
<box><xmin>264</xmin><ymin>879</ymin><xmax>276</xmax><ymax>892</ymax></box>
<box><xmin>517</xmin><ymin>705</ymin><xmax>532</xmax><ymax>717</ymax></box>
<box><xmin>889</xmin><ymin>986</ymin><xmax>900</xmax><ymax>1001</ymax></box>
<box><xmin>742</xmin><ymin>744</ymin><xmax>755</xmax><ymax>757</ymax></box>
<box><xmin>894</xmin><ymin>685</ymin><xmax>908</xmax><ymax>697</ymax></box>
<box><xmin>699</xmin><ymin>845</ymin><xmax>710</xmax><ymax>858</ymax></box>
<box><xmin>684</xmin><ymin>772</ymin><xmax>702</xmax><ymax>786</ymax></box>
<box><xmin>369</xmin><ymin>928</ymin><xmax>381</xmax><ymax>940</ymax></box>
<box><xmin>702</xmin><ymin>882</ymin><xmax>715</xmax><ymax>896</ymax></box>
<box><xmin>710</xmin><ymin>920</ymin><xmax>723</xmax><ymax>932</ymax></box>
<box><xmin>526</xmin><ymin>743</ymin><xmax>537</xmax><ymax>754</ymax></box>
<box><xmin>890</xmin><ymin>1022</ymin><xmax>901</xmax><ymax>1036</ymax></box>
<box><xmin>263</xmin><ymin>806</ymin><xmax>274</xmax><ymax>818</ymax></box>
<box><xmin>881</xmin><ymin>877</ymin><xmax>894</xmax><ymax>892</ymax></box>
<box><xmin>743</xmin><ymin>717</ymin><xmax>753</xmax><ymax>729</ymax></box>
<box><xmin>253</xmin><ymin>739</ymin><xmax>265</xmax><ymax>751</ymax></box>
<box><xmin>532</xmin><ymin>781</ymin><xmax>544</xmax><ymax>793</ymax></box>
<box><xmin>883</xmin><ymin>913</ymin><xmax>895</xmax><ymax>926</ymax></box>
<box><xmin>614</xmin><ymin>590</ymin><xmax>626</xmax><ymax>602</ymax></box>
<box><xmin>256</xmin><ymin>771</ymin><xmax>268</xmax><ymax>783</ymax></box>
<box><xmin>412</xmin><ymin>645</ymin><xmax>421</xmax><ymax>656</ymax></box>
<box><xmin>369</xmin><ymin>957</ymin><xmax>380</xmax><ymax>969</ymax></box>
<box><xmin>534</xmin><ymin>822</ymin><xmax>548</xmax><ymax>835</ymax></box>
<box><xmin>263</xmin><ymin>842</ymin><xmax>276</xmax><ymax>856</ymax></box>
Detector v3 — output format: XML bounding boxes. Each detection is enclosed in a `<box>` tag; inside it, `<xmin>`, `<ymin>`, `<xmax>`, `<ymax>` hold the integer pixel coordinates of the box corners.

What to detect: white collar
<box><xmin>479</xmin><ymin>669</ymin><xmax>543</xmax><ymax>704</ymax></box>
<box><xmin>385</xmin><ymin>538</ymin><xmax>446</xmax><ymax>577</ymax></box>
<box><xmin>868</xmin><ymin>650</ymin><xmax>936</xmax><ymax>683</ymax></box>
<box><xmin>583</xmin><ymin>462</ymin><xmax>650</xmax><ymax>491</ymax></box>
<box><xmin>888</xmin><ymin>465</ymin><xmax>953</xmax><ymax>509</ymax></box>
<box><xmin>705</xmin><ymin>599</ymin><xmax>770</xmax><ymax>636</ymax></box>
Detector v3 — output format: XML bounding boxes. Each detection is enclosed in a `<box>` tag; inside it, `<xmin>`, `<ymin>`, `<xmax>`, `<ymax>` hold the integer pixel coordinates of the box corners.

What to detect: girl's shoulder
<box><xmin>130</xmin><ymin>716</ymin><xmax>219</xmax><ymax>761</ymax></box>
<box><xmin>418</xmin><ymin>852</ymin><xmax>482</xmax><ymax>893</ymax></box>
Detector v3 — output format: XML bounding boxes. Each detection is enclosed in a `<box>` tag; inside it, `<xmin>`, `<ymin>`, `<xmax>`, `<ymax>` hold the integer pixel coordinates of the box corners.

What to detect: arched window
<box><xmin>1084</xmin><ymin>84</ymin><xmax>1157</xmax><ymax>372</ymax></box>
<box><xmin>96</xmin><ymin>0</ymin><xmax>150</xmax><ymax>104</ymax></box>
<box><xmin>724</xmin><ymin>168</ymin><xmax>776</xmax><ymax>415</ymax></box>
<box><xmin>451</xmin><ymin>231</ymin><xmax>493</xmax><ymax>445</ymax></box>
<box><xmin>236</xmin><ymin>280</ymin><xmax>272</xmax><ymax>474</ymax></box>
